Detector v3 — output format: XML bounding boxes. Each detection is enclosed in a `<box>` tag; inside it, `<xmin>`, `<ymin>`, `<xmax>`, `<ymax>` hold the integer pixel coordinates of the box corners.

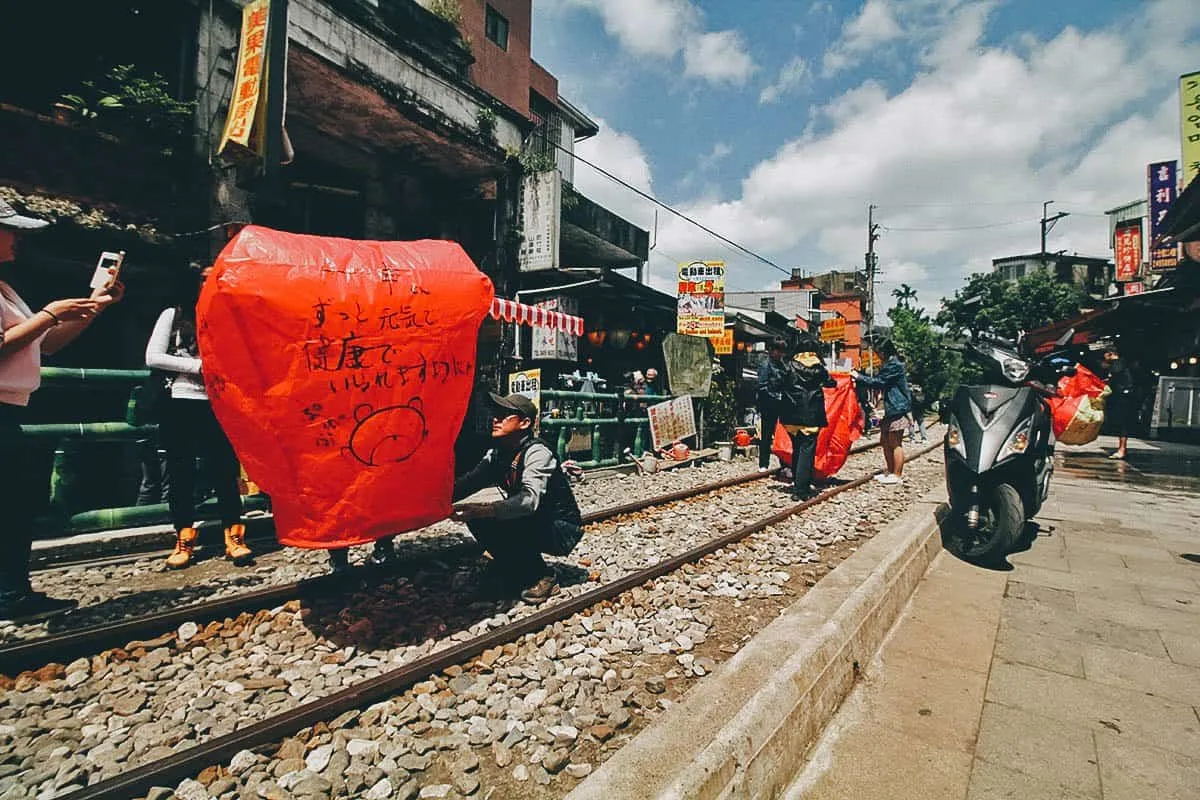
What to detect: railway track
<box><xmin>49</xmin><ymin>439</ymin><xmax>941</xmax><ymax>800</ymax></box>
<box><xmin>0</xmin><ymin>461</ymin><xmax>793</xmax><ymax>676</ymax></box>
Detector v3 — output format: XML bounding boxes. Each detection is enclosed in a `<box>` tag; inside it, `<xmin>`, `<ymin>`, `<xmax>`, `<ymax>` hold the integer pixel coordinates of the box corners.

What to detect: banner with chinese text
<box><xmin>712</xmin><ymin>328</ymin><xmax>733</xmax><ymax>355</ymax></box>
<box><xmin>647</xmin><ymin>396</ymin><xmax>697</xmax><ymax>451</ymax></box>
<box><xmin>1148</xmin><ymin>160</ymin><xmax>1180</xmax><ymax>270</ymax></box>
<box><xmin>218</xmin><ymin>0</ymin><xmax>270</xmax><ymax>157</ymax></box>
<box><xmin>507</xmin><ymin>369</ymin><xmax>542</xmax><ymax>432</ymax></box>
<box><xmin>820</xmin><ymin>317</ymin><xmax>846</xmax><ymax>343</ymax></box>
<box><xmin>676</xmin><ymin>261</ymin><xmax>725</xmax><ymax>337</ymax></box>
<box><xmin>1114</xmin><ymin>220</ymin><xmax>1142</xmax><ymax>283</ymax></box>
<box><xmin>1183</xmin><ymin>72</ymin><xmax>1200</xmax><ymax>188</ymax></box>
<box><xmin>1125</xmin><ymin>282</ymin><xmax>1145</xmax><ymax>296</ymax></box>
<box><xmin>530</xmin><ymin>296</ymin><xmax>579</xmax><ymax>361</ymax></box>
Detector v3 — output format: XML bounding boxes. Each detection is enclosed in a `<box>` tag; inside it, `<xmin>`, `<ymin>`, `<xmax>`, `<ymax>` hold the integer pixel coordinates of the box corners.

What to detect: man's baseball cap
<box><xmin>0</xmin><ymin>199</ymin><xmax>50</xmax><ymax>231</ymax></box>
<box><xmin>489</xmin><ymin>392</ymin><xmax>538</xmax><ymax>420</ymax></box>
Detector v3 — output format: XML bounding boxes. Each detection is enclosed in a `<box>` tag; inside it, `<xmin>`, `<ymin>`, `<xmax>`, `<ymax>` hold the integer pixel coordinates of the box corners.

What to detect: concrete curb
<box><xmin>568</xmin><ymin>488</ymin><xmax>947</xmax><ymax>800</ymax></box>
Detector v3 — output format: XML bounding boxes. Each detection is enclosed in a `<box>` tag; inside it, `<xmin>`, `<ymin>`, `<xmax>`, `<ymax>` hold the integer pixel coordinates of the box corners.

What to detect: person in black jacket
<box><xmin>756</xmin><ymin>339</ymin><xmax>790</xmax><ymax>472</ymax></box>
<box><xmin>452</xmin><ymin>393</ymin><xmax>583</xmax><ymax>603</ymax></box>
<box><xmin>1103</xmin><ymin>348</ymin><xmax>1138</xmax><ymax>460</ymax></box>
<box><xmin>779</xmin><ymin>335</ymin><xmax>837</xmax><ymax>499</ymax></box>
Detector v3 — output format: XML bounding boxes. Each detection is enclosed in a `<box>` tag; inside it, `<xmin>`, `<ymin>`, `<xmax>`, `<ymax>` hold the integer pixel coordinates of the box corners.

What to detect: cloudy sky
<box><xmin>530</xmin><ymin>0</ymin><xmax>1200</xmax><ymax>312</ymax></box>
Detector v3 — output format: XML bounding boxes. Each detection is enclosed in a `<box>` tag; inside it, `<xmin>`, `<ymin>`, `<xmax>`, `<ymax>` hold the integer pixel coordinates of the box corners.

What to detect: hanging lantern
<box><xmin>609</xmin><ymin>330</ymin><xmax>632</xmax><ymax>349</ymax></box>
<box><xmin>633</xmin><ymin>340</ymin><xmax>647</xmax><ymax>351</ymax></box>
<box><xmin>586</xmin><ymin>330</ymin><xmax>607</xmax><ymax>347</ymax></box>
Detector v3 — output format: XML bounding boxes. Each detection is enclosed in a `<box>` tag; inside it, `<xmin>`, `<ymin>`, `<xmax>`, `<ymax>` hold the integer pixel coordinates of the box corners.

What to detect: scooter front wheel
<box><xmin>946</xmin><ymin>483</ymin><xmax>1024</xmax><ymax>566</ymax></box>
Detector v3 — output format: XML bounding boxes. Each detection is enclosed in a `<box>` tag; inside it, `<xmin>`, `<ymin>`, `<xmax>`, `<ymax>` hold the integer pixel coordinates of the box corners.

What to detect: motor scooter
<box><xmin>942</xmin><ymin>328</ymin><xmax>1076</xmax><ymax>565</ymax></box>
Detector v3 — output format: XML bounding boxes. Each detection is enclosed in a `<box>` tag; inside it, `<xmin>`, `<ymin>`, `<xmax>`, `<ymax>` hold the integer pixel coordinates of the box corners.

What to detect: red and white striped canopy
<box><xmin>489</xmin><ymin>297</ymin><xmax>584</xmax><ymax>337</ymax></box>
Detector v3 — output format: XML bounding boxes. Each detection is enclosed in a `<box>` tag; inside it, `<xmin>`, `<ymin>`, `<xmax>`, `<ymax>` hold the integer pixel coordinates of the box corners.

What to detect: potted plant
<box><xmin>55</xmin><ymin>87</ymin><xmax>123</xmax><ymax>123</ymax></box>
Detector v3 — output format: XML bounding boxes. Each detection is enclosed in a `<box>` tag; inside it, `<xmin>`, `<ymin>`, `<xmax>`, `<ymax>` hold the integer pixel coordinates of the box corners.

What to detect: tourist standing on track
<box><xmin>854</xmin><ymin>339</ymin><xmax>912</xmax><ymax>485</ymax></box>
<box><xmin>145</xmin><ymin>262</ymin><xmax>252</xmax><ymax>570</ymax></box>
<box><xmin>756</xmin><ymin>338</ymin><xmax>790</xmax><ymax>473</ymax></box>
<box><xmin>779</xmin><ymin>335</ymin><xmax>836</xmax><ymax>499</ymax></box>
<box><xmin>452</xmin><ymin>393</ymin><xmax>583</xmax><ymax>604</ymax></box>
<box><xmin>0</xmin><ymin>199</ymin><xmax>123</xmax><ymax>622</ymax></box>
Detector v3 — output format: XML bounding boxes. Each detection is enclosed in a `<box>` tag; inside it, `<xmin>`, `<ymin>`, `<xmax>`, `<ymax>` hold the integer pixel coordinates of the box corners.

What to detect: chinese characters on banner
<box><xmin>507</xmin><ymin>369</ymin><xmax>542</xmax><ymax>432</ymax></box>
<box><xmin>1148</xmin><ymin>161</ymin><xmax>1180</xmax><ymax>271</ymax></box>
<box><xmin>218</xmin><ymin>0</ymin><xmax>270</xmax><ymax>157</ymax></box>
<box><xmin>518</xmin><ymin>172</ymin><xmax>561</xmax><ymax>272</ymax></box>
<box><xmin>531</xmin><ymin>296</ymin><xmax>579</xmax><ymax>361</ymax></box>
<box><xmin>1125</xmin><ymin>282</ymin><xmax>1145</xmax><ymax>296</ymax></box>
<box><xmin>676</xmin><ymin>261</ymin><xmax>725</xmax><ymax>337</ymax></box>
<box><xmin>712</xmin><ymin>328</ymin><xmax>734</xmax><ymax>355</ymax></box>
<box><xmin>1114</xmin><ymin>220</ymin><xmax>1142</xmax><ymax>283</ymax></box>
<box><xmin>1182</xmin><ymin>72</ymin><xmax>1200</xmax><ymax>189</ymax></box>
<box><xmin>820</xmin><ymin>317</ymin><xmax>847</xmax><ymax>343</ymax></box>
<box><xmin>647</xmin><ymin>396</ymin><xmax>698</xmax><ymax>451</ymax></box>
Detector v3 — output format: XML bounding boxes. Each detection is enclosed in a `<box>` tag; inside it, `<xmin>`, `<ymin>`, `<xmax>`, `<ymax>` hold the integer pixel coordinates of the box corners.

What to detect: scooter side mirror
<box><xmin>1054</xmin><ymin>327</ymin><xmax>1076</xmax><ymax>348</ymax></box>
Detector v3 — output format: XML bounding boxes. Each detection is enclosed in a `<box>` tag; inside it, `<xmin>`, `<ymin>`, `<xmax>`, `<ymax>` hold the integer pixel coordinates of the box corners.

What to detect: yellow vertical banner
<box><xmin>218</xmin><ymin>0</ymin><xmax>271</xmax><ymax>157</ymax></box>
<box><xmin>1182</xmin><ymin>71</ymin><xmax>1200</xmax><ymax>189</ymax></box>
<box><xmin>711</xmin><ymin>328</ymin><xmax>734</xmax><ymax>355</ymax></box>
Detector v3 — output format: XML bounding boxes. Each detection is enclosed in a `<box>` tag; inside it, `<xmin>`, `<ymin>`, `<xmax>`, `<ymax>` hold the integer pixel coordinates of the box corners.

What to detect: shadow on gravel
<box><xmin>300</xmin><ymin>547</ymin><xmax>518</xmax><ymax>652</ymax></box>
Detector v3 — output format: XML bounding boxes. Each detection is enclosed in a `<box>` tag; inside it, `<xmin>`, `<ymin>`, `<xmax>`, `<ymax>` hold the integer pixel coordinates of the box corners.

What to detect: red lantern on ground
<box><xmin>734</xmin><ymin>430</ymin><xmax>752</xmax><ymax>448</ymax></box>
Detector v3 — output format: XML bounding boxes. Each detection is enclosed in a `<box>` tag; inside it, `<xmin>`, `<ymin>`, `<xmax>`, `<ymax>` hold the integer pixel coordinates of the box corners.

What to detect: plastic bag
<box><xmin>1047</xmin><ymin>365</ymin><xmax>1111</xmax><ymax>445</ymax></box>
<box><xmin>197</xmin><ymin>226</ymin><xmax>494</xmax><ymax>549</ymax></box>
<box><xmin>770</xmin><ymin>375</ymin><xmax>864</xmax><ymax>479</ymax></box>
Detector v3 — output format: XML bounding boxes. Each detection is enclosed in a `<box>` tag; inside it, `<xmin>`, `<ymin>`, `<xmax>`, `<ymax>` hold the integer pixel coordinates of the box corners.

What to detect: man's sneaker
<box><xmin>0</xmin><ymin>590</ymin><xmax>77</xmax><ymax>624</ymax></box>
<box><xmin>874</xmin><ymin>473</ymin><xmax>902</xmax><ymax>485</ymax></box>
<box><xmin>520</xmin><ymin>574</ymin><xmax>560</xmax><ymax>604</ymax></box>
<box><xmin>369</xmin><ymin>538</ymin><xmax>395</xmax><ymax>567</ymax></box>
<box><xmin>328</xmin><ymin>548</ymin><xmax>351</xmax><ymax>574</ymax></box>
<box><xmin>757</xmin><ymin>467</ymin><xmax>770</xmax><ymax>473</ymax></box>
<box><xmin>165</xmin><ymin>527</ymin><xmax>198</xmax><ymax>569</ymax></box>
<box><xmin>224</xmin><ymin>524</ymin><xmax>253</xmax><ymax>565</ymax></box>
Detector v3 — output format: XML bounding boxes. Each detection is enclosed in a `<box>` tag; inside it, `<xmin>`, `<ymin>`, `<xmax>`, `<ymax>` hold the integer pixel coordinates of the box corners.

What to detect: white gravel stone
<box><xmin>305</xmin><ymin>744</ymin><xmax>333</xmax><ymax>773</ymax></box>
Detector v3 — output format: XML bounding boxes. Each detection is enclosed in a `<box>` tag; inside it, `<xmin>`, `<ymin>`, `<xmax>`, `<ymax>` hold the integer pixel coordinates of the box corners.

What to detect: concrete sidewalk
<box><xmin>788</xmin><ymin>437</ymin><xmax>1200</xmax><ymax>800</ymax></box>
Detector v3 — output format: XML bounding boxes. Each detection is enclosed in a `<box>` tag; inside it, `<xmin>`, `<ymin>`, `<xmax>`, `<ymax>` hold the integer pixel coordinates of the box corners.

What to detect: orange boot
<box><xmin>224</xmin><ymin>524</ymin><xmax>253</xmax><ymax>565</ymax></box>
<box><xmin>165</xmin><ymin>528</ymin><xmax>198</xmax><ymax>569</ymax></box>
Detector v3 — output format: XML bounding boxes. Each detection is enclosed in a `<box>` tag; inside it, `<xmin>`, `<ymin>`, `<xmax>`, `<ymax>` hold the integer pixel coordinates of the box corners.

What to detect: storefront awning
<box><xmin>490</xmin><ymin>297</ymin><xmax>583</xmax><ymax>337</ymax></box>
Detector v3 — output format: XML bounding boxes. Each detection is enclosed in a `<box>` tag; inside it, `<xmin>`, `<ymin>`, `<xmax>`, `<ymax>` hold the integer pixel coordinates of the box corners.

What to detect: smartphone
<box><xmin>89</xmin><ymin>250</ymin><xmax>125</xmax><ymax>291</ymax></box>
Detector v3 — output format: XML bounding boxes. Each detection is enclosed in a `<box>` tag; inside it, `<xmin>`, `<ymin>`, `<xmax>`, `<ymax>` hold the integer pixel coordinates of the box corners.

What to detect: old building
<box><xmin>991</xmin><ymin>253</ymin><xmax>1115</xmax><ymax>298</ymax></box>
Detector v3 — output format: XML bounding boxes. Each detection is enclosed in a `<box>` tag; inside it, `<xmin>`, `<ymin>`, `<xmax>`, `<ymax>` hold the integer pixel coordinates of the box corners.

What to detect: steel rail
<box><xmin>0</xmin><ymin>465</ymin><xmax>787</xmax><ymax>676</ymax></box>
<box><xmin>69</xmin><ymin>440</ymin><xmax>941</xmax><ymax>800</ymax></box>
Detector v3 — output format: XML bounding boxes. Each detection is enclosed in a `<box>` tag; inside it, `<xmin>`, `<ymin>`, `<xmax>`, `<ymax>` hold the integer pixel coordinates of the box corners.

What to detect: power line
<box><xmin>548</xmin><ymin>139</ymin><xmax>792</xmax><ymax>277</ymax></box>
<box><xmin>882</xmin><ymin>218</ymin><xmax>1038</xmax><ymax>232</ymax></box>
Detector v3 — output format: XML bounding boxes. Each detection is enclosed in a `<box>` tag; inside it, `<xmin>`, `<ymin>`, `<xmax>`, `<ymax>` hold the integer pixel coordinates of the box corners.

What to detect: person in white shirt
<box><xmin>145</xmin><ymin>262</ymin><xmax>251</xmax><ymax>569</ymax></box>
<box><xmin>0</xmin><ymin>199</ymin><xmax>123</xmax><ymax>623</ymax></box>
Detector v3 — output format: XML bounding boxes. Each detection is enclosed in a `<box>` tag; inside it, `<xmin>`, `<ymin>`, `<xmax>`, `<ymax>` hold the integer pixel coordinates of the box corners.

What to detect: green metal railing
<box><xmin>24</xmin><ymin>367</ymin><xmax>266</xmax><ymax>534</ymax></box>
<box><xmin>541</xmin><ymin>389</ymin><xmax>675</xmax><ymax>469</ymax></box>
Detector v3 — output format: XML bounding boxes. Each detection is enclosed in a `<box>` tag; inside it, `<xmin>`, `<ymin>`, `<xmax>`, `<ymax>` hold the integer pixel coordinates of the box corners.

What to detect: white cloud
<box><xmin>699</xmin><ymin>142</ymin><xmax>733</xmax><ymax>171</ymax></box>
<box><xmin>760</xmin><ymin>56</ymin><xmax>810</xmax><ymax>104</ymax></box>
<box><xmin>573</xmin><ymin>121</ymin><xmax>659</xmax><ymax>233</ymax></box>
<box><xmin>621</xmin><ymin>0</ymin><xmax>1200</xmax><ymax>308</ymax></box>
<box><xmin>822</xmin><ymin>0</ymin><xmax>997</xmax><ymax>77</ymax></box>
<box><xmin>565</xmin><ymin>0</ymin><xmax>757</xmax><ymax>86</ymax></box>
<box><xmin>684</xmin><ymin>30</ymin><xmax>757</xmax><ymax>85</ymax></box>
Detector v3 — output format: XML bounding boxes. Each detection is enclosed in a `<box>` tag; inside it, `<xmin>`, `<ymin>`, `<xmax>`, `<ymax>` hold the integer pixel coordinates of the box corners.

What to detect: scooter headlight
<box><xmin>946</xmin><ymin>422</ymin><xmax>966</xmax><ymax>458</ymax></box>
<box><xmin>999</xmin><ymin>422</ymin><xmax>1033</xmax><ymax>462</ymax></box>
<box><xmin>1002</xmin><ymin>358</ymin><xmax>1030</xmax><ymax>383</ymax></box>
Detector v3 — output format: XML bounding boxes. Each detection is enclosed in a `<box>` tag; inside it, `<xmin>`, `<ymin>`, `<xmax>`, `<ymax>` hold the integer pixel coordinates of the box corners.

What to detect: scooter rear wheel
<box><xmin>948</xmin><ymin>483</ymin><xmax>1024</xmax><ymax>566</ymax></box>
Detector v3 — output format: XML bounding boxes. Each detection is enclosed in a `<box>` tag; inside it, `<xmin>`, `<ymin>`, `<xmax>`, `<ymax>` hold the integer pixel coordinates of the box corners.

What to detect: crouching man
<box><xmin>452</xmin><ymin>393</ymin><xmax>583</xmax><ymax>603</ymax></box>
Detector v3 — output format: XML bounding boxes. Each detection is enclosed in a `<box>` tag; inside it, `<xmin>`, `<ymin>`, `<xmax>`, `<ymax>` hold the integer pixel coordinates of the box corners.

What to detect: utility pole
<box><xmin>865</xmin><ymin>205</ymin><xmax>881</xmax><ymax>374</ymax></box>
<box><xmin>1040</xmin><ymin>200</ymin><xmax>1069</xmax><ymax>255</ymax></box>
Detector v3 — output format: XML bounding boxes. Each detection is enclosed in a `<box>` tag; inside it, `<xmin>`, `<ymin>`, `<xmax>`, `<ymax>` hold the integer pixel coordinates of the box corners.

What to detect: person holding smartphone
<box><xmin>145</xmin><ymin>262</ymin><xmax>252</xmax><ymax>570</ymax></box>
<box><xmin>0</xmin><ymin>199</ymin><xmax>124</xmax><ymax>622</ymax></box>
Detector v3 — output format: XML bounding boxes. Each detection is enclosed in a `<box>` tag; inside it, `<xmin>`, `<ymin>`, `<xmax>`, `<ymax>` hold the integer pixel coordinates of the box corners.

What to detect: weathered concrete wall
<box><xmin>289</xmin><ymin>0</ymin><xmax>522</xmax><ymax>152</ymax></box>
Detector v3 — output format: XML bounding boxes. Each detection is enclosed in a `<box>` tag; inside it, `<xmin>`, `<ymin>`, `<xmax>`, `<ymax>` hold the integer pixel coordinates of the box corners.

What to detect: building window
<box><xmin>760</xmin><ymin>297</ymin><xmax>775</xmax><ymax>312</ymax></box>
<box><xmin>485</xmin><ymin>5</ymin><xmax>509</xmax><ymax>50</ymax></box>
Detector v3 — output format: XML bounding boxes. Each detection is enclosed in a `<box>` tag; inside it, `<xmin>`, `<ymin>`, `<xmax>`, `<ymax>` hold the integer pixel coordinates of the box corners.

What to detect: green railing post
<box><xmin>556</xmin><ymin>425</ymin><xmax>569</xmax><ymax>462</ymax></box>
<box><xmin>48</xmin><ymin>443</ymin><xmax>76</xmax><ymax>514</ymax></box>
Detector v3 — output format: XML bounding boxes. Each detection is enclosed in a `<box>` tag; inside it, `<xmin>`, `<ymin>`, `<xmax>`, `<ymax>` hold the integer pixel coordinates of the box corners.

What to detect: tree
<box><xmin>888</xmin><ymin>305</ymin><xmax>961</xmax><ymax>403</ymax></box>
<box><xmin>936</xmin><ymin>270</ymin><xmax>1084</xmax><ymax>342</ymax></box>
<box><xmin>892</xmin><ymin>283</ymin><xmax>918</xmax><ymax>309</ymax></box>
